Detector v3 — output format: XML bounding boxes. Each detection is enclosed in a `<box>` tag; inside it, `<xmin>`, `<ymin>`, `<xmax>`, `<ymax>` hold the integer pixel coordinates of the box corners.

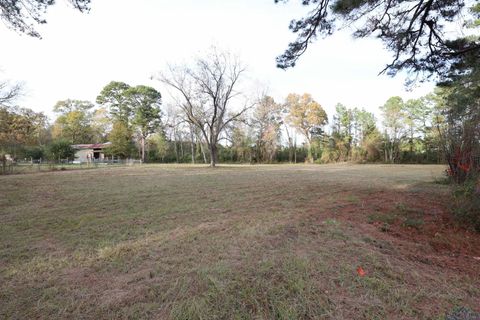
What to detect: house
<box><xmin>72</xmin><ymin>142</ymin><xmax>111</xmax><ymax>163</ymax></box>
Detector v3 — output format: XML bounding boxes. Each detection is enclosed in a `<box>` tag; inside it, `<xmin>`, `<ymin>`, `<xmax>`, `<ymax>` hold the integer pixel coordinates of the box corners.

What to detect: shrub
<box><xmin>452</xmin><ymin>174</ymin><xmax>480</xmax><ymax>232</ymax></box>
<box><xmin>47</xmin><ymin>140</ymin><xmax>75</xmax><ymax>162</ymax></box>
<box><xmin>23</xmin><ymin>146</ymin><xmax>45</xmax><ymax>160</ymax></box>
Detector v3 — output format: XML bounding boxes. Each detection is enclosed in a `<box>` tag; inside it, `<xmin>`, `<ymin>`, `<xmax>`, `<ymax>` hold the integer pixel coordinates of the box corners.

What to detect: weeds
<box><xmin>452</xmin><ymin>174</ymin><xmax>480</xmax><ymax>232</ymax></box>
<box><xmin>368</xmin><ymin>203</ymin><xmax>425</xmax><ymax>231</ymax></box>
<box><xmin>368</xmin><ymin>212</ymin><xmax>397</xmax><ymax>225</ymax></box>
<box><xmin>402</xmin><ymin>217</ymin><xmax>424</xmax><ymax>230</ymax></box>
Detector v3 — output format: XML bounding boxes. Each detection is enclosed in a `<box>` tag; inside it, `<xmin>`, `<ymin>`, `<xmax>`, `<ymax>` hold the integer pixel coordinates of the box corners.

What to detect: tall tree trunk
<box><xmin>1</xmin><ymin>154</ymin><xmax>5</xmax><ymax>175</ymax></box>
<box><xmin>389</xmin><ymin>144</ymin><xmax>395</xmax><ymax>163</ymax></box>
<box><xmin>285</xmin><ymin>125</ymin><xmax>293</xmax><ymax>163</ymax></box>
<box><xmin>180</xmin><ymin>137</ymin><xmax>184</xmax><ymax>160</ymax></box>
<box><xmin>409</xmin><ymin>127</ymin><xmax>414</xmax><ymax>160</ymax></box>
<box><xmin>196</xmin><ymin>133</ymin><xmax>208</xmax><ymax>164</ymax></box>
<box><xmin>294</xmin><ymin>133</ymin><xmax>297</xmax><ymax>164</ymax></box>
<box><xmin>190</xmin><ymin>126</ymin><xmax>195</xmax><ymax>164</ymax></box>
<box><xmin>141</xmin><ymin>135</ymin><xmax>145</xmax><ymax>163</ymax></box>
<box><xmin>201</xmin><ymin>143</ymin><xmax>207</xmax><ymax>164</ymax></box>
<box><xmin>384</xmin><ymin>135</ymin><xmax>388</xmax><ymax>163</ymax></box>
<box><xmin>306</xmin><ymin>136</ymin><xmax>313</xmax><ymax>163</ymax></box>
<box><xmin>174</xmin><ymin>132</ymin><xmax>179</xmax><ymax>163</ymax></box>
<box><xmin>288</xmin><ymin>139</ymin><xmax>293</xmax><ymax>163</ymax></box>
<box><xmin>384</xmin><ymin>145</ymin><xmax>388</xmax><ymax>163</ymax></box>
<box><xmin>209</xmin><ymin>143</ymin><xmax>218</xmax><ymax>167</ymax></box>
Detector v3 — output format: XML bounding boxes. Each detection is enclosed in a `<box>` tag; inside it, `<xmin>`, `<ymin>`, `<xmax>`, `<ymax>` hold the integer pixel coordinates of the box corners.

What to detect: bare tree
<box><xmin>252</xmin><ymin>95</ymin><xmax>283</xmax><ymax>163</ymax></box>
<box><xmin>0</xmin><ymin>78</ymin><xmax>22</xmax><ymax>107</ymax></box>
<box><xmin>163</xmin><ymin>105</ymin><xmax>183</xmax><ymax>163</ymax></box>
<box><xmin>158</xmin><ymin>48</ymin><xmax>251</xmax><ymax>167</ymax></box>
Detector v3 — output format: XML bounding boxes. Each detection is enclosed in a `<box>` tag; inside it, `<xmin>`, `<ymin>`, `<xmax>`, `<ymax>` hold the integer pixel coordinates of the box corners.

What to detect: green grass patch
<box><xmin>368</xmin><ymin>212</ymin><xmax>397</xmax><ymax>225</ymax></box>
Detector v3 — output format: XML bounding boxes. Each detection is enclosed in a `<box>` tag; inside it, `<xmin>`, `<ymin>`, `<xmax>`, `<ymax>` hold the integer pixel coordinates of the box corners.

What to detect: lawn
<box><xmin>1</xmin><ymin>164</ymin><xmax>479</xmax><ymax>319</ymax></box>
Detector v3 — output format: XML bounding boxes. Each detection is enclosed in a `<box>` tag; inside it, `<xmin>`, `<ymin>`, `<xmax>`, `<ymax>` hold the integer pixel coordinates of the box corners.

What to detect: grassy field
<box><xmin>1</xmin><ymin>164</ymin><xmax>479</xmax><ymax>319</ymax></box>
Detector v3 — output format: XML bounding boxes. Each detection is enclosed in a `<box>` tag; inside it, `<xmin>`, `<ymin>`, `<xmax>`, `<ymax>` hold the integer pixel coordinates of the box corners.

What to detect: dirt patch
<box><xmin>314</xmin><ymin>188</ymin><xmax>480</xmax><ymax>277</ymax></box>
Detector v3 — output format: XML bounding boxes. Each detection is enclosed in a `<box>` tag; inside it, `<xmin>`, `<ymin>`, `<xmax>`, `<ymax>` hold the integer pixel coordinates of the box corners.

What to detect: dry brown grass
<box><xmin>1</xmin><ymin>164</ymin><xmax>479</xmax><ymax>319</ymax></box>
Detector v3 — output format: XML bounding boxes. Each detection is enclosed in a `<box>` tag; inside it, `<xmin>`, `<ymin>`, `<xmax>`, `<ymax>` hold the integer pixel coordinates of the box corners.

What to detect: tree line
<box><xmin>1</xmin><ymin>2</ymin><xmax>477</xmax><ymax>175</ymax></box>
<box><xmin>1</xmin><ymin>49</ymin><xmax>474</xmax><ymax>170</ymax></box>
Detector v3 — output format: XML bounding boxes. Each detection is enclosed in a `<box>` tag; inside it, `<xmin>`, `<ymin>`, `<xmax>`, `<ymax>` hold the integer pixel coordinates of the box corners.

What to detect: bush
<box><xmin>47</xmin><ymin>140</ymin><xmax>75</xmax><ymax>162</ymax></box>
<box><xmin>23</xmin><ymin>146</ymin><xmax>45</xmax><ymax>160</ymax></box>
<box><xmin>320</xmin><ymin>148</ymin><xmax>339</xmax><ymax>163</ymax></box>
<box><xmin>452</xmin><ymin>174</ymin><xmax>480</xmax><ymax>232</ymax></box>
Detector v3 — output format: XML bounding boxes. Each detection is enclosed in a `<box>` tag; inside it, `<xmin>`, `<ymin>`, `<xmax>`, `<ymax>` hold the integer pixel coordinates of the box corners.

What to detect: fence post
<box><xmin>1</xmin><ymin>157</ymin><xmax>5</xmax><ymax>175</ymax></box>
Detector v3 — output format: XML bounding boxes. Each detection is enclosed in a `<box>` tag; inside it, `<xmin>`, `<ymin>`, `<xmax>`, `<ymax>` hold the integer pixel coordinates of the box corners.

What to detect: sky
<box><xmin>0</xmin><ymin>0</ymin><xmax>435</xmax><ymax>122</ymax></box>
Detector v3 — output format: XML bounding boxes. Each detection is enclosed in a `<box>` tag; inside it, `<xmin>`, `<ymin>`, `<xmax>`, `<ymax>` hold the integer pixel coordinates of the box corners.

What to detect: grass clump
<box><xmin>368</xmin><ymin>212</ymin><xmax>397</xmax><ymax>225</ymax></box>
<box><xmin>402</xmin><ymin>217</ymin><xmax>424</xmax><ymax>230</ymax></box>
<box><xmin>368</xmin><ymin>203</ymin><xmax>425</xmax><ymax>231</ymax></box>
<box><xmin>396</xmin><ymin>203</ymin><xmax>425</xmax><ymax>230</ymax></box>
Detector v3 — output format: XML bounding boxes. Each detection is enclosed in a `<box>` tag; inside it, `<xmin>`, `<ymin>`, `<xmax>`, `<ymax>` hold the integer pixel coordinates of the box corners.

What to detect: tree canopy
<box><xmin>252</xmin><ymin>95</ymin><xmax>283</xmax><ymax>162</ymax></box>
<box><xmin>285</xmin><ymin>93</ymin><xmax>328</xmax><ymax>162</ymax></box>
<box><xmin>127</xmin><ymin>85</ymin><xmax>162</xmax><ymax>162</ymax></box>
<box><xmin>96</xmin><ymin>81</ymin><xmax>133</xmax><ymax>125</ymax></box>
<box><xmin>52</xmin><ymin>99</ymin><xmax>95</xmax><ymax>144</ymax></box>
<box><xmin>276</xmin><ymin>0</ymin><xmax>480</xmax><ymax>80</ymax></box>
<box><xmin>0</xmin><ymin>0</ymin><xmax>90</xmax><ymax>38</ymax></box>
<box><xmin>0</xmin><ymin>106</ymin><xmax>48</xmax><ymax>154</ymax></box>
<box><xmin>3</xmin><ymin>1</ymin><xmax>477</xmax><ymax>82</ymax></box>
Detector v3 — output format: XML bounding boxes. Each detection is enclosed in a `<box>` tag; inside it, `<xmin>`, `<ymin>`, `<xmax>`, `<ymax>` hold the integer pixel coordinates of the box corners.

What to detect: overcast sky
<box><xmin>0</xmin><ymin>0</ymin><xmax>435</xmax><ymax>121</ymax></box>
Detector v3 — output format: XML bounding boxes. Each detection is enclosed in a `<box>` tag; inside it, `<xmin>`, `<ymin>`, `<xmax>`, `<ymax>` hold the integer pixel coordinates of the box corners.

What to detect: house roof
<box><xmin>72</xmin><ymin>142</ymin><xmax>111</xmax><ymax>150</ymax></box>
